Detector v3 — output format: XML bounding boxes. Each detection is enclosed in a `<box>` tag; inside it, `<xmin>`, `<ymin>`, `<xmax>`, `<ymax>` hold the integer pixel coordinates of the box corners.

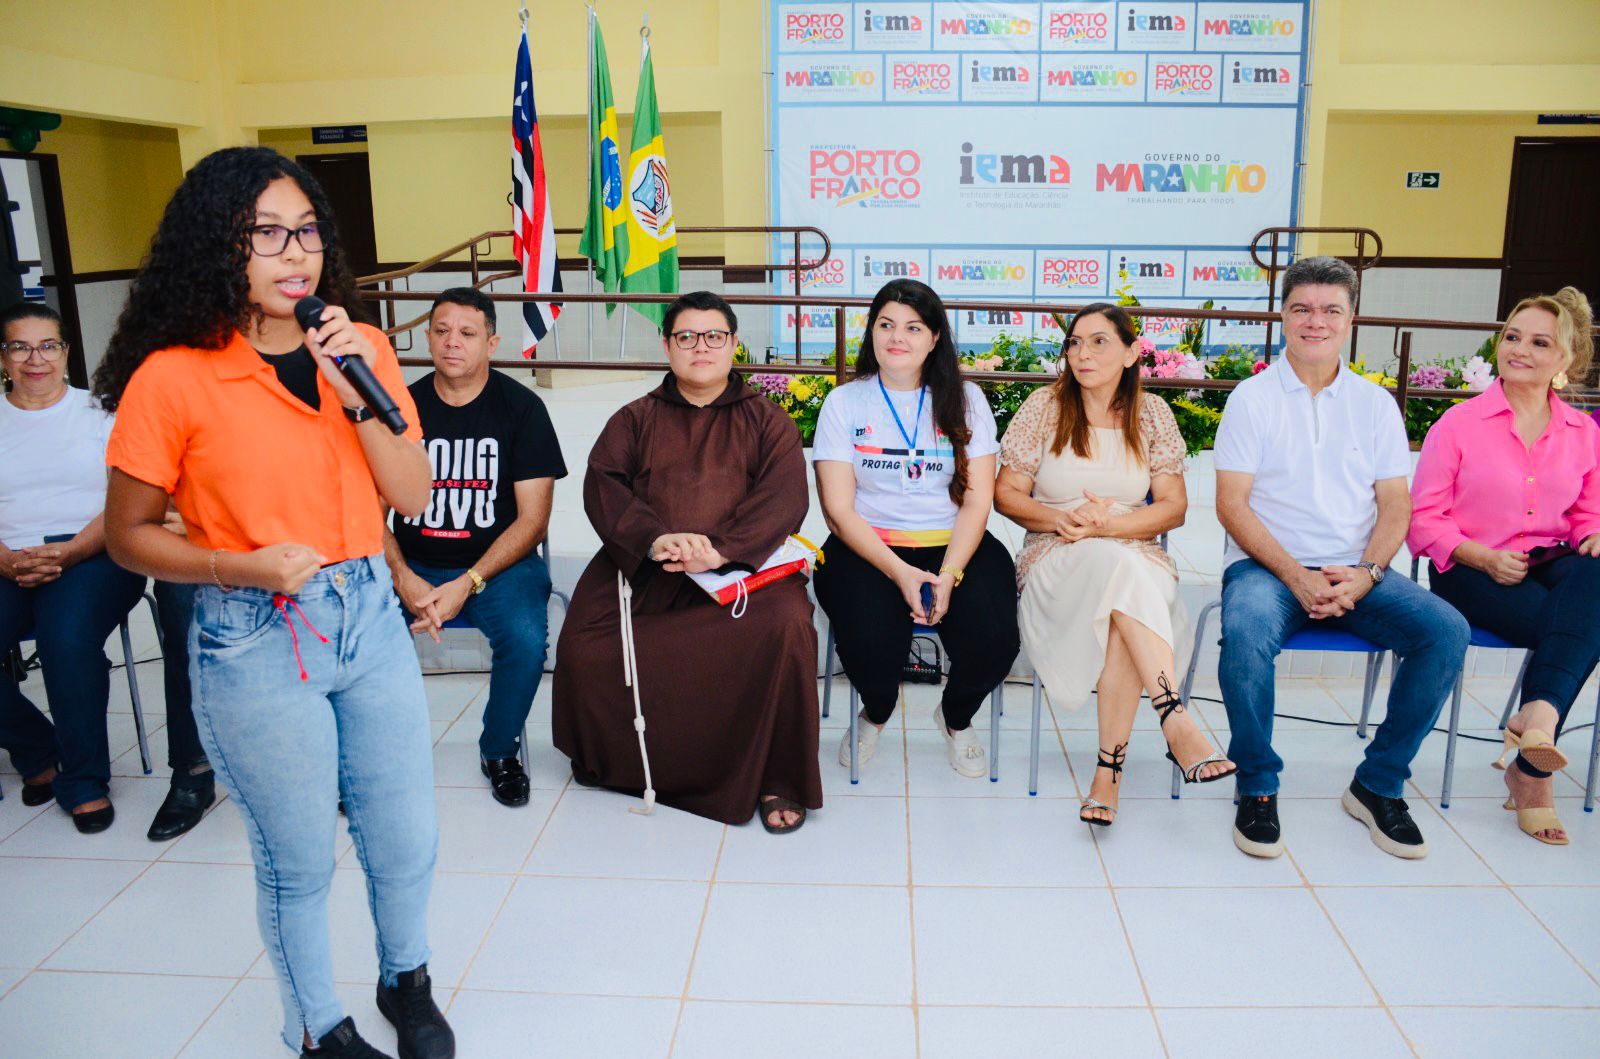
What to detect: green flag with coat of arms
<box><xmin>617</xmin><ymin>31</ymin><xmax>678</xmax><ymax>326</ymax></box>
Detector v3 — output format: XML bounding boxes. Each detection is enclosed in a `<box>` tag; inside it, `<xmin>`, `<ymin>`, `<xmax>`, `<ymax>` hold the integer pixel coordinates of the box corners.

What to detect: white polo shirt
<box><xmin>1213</xmin><ymin>359</ymin><xmax>1411</xmax><ymax>569</ymax></box>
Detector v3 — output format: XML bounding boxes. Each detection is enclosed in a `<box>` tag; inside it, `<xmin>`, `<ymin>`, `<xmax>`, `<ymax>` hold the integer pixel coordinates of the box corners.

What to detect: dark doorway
<box><xmin>297</xmin><ymin>153</ymin><xmax>378</xmax><ymax>279</ymax></box>
<box><xmin>1499</xmin><ymin>137</ymin><xmax>1600</xmax><ymax>318</ymax></box>
<box><xmin>0</xmin><ymin>150</ymin><xmax>86</xmax><ymax>386</ymax></box>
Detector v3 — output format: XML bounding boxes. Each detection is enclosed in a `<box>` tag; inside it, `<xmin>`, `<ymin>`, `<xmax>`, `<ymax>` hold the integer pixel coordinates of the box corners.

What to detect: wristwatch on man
<box><xmin>466</xmin><ymin>568</ymin><xmax>488</xmax><ymax>595</ymax></box>
<box><xmin>1356</xmin><ymin>561</ymin><xmax>1385</xmax><ymax>585</ymax></box>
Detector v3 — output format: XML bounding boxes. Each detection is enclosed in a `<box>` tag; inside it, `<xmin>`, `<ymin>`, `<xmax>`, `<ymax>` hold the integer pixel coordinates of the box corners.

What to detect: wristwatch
<box><xmin>466</xmin><ymin>568</ymin><xmax>488</xmax><ymax>595</ymax></box>
<box><xmin>342</xmin><ymin>404</ymin><xmax>374</xmax><ymax>424</ymax></box>
<box><xmin>940</xmin><ymin>566</ymin><xmax>965</xmax><ymax>587</ymax></box>
<box><xmin>1356</xmin><ymin>561</ymin><xmax>1385</xmax><ymax>585</ymax></box>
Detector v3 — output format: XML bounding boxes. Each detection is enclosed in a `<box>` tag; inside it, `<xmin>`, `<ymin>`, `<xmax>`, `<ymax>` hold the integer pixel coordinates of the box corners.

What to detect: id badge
<box><xmin>901</xmin><ymin>454</ymin><xmax>926</xmax><ymax>492</ymax></box>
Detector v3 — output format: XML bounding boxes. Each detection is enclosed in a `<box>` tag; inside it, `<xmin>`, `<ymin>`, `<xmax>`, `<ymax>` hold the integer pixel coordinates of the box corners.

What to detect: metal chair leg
<box><xmin>519</xmin><ymin>722</ymin><xmax>529</xmax><ymax>769</ymax></box>
<box><xmin>119</xmin><ymin>620</ymin><xmax>152</xmax><ymax>775</ymax></box>
<box><xmin>144</xmin><ymin>592</ymin><xmax>163</xmax><ymax>652</ymax></box>
<box><xmin>1356</xmin><ymin>652</ymin><xmax>1383</xmax><ymax>739</ymax></box>
<box><xmin>1173</xmin><ymin>598</ymin><xmax>1220</xmax><ymax>800</ymax></box>
<box><xmin>1441</xmin><ymin>672</ymin><xmax>1464</xmax><ymax>809</ymax></box>
<box><xmin>1586</xmin><ymin>682</ymin><xmax>1600</xmax><ymax>813</ymax></box>
<box><xmin>1029</xmin><ymin>673</ymin><xmax>1043</xmax><ymax>796</ymax></box>
<box><xmin>821</xmin><ymin>624</ymin><xmax>835</xmax><ymax>719</ymax></box>
<box><xmin>1499</xmin><ymin>652</ymin><xmax>1531</xmax><ymax>730</ymax></box>
<box><xmin>989</xmin><ymin>684</ymin><xmax>1000</xmax><ymax>783</ymax></box>
<box><xmin>848</xmin><ymin>684</ymin><xmax>860</xmax><ymax>785</ymax></box>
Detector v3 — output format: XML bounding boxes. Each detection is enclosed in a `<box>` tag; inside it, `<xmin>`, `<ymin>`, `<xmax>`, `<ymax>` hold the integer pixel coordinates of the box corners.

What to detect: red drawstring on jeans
<box><xmin>272</xmin><ymin>594</ymin><xmax>329</xmax><ymax>681</ymax></box>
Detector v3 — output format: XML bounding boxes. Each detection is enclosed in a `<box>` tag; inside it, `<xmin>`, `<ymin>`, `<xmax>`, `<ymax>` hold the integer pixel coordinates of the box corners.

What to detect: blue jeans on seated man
<box><xmin>405</xmin><ymin>552</ymin><xmax>552</xmax><ymax>761</ymax></box>
<box><xmin>1219</xmin><ymin>558</ymin><xmax>1470</xmax><ymax>799</ymax></box>
<box><xmin>189</xmin><ymin>556</ymin><xmax>437</xmax><ymax>1050</ymax></box>
<box><xmin>0</xmin><ymin>550</ymin><xmax>146</xmax><ymax>809</ymax></box>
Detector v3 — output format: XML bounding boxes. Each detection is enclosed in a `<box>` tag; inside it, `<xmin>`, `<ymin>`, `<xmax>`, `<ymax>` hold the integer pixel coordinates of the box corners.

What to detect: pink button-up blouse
<box><xmin>1408</xmin><ymin>380</ymin><xmax>1600</xmax><ymax>571</ymax></box>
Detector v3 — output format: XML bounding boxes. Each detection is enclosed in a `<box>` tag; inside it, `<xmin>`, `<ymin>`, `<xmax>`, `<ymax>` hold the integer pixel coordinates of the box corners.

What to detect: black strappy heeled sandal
<box><xmin>1080</xmin><ymin>742</ymin><xmax>1126</xmax><ymax>827</ymax></box>
<box><xmin>1151</xmin><ymin>675</ymin><xmax>1237</xmax><ymax>785</ymax></box>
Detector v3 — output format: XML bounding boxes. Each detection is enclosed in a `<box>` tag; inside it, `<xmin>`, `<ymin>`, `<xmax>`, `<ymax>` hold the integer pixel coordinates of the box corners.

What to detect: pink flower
<box><xmin>1251</xmin><ymin>360</ymin><xmax>1267</xmax><ymax>375</ymax></box>
<box><xmin>1136</xmin><ymin>336</ymin><xmax>1158</xmax><ymax>358</ymax></box>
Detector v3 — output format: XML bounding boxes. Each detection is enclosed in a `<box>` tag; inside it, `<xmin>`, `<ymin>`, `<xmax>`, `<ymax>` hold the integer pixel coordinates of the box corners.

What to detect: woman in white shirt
<box><xmin>0</xmin><ymin>303</ymin><xmax>145</xmax><ymax>832</ymax></box>
<box><xmin>812</xmin><ymin>279</ymin><xmax>1019</xmax><ymax>777</ymax></box>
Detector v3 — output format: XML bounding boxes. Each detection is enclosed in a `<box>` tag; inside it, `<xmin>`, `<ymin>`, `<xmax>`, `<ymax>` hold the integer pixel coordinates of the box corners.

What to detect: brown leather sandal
<box><xmin>758</xmin><ymin>795</ymin><xmax>807</xmax><ymax>835</ymax></box>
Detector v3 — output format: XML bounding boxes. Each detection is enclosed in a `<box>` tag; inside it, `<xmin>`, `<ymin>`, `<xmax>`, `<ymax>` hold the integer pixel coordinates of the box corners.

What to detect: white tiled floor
<box><xmin>4</xmin><ymin>658</ymin><xmax>1600</xmax><ymax>1057</ymax></box>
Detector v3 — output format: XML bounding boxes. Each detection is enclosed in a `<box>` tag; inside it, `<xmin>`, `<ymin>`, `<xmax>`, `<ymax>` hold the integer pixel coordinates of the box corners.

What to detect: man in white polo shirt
<box><xmin>1214</xmin><ymin>256</ymin><xmax>1468</xmax><ymax>860</ymax></box>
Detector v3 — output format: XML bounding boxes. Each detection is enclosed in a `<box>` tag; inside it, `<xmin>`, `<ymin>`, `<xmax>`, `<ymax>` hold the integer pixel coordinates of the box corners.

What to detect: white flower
<box><xmin>1046</xmin><ymin>358</ymin><xmax>1064</xmax><ymax>375</ymax></box>
<box><xmin>1461</xmin><ymin>355</ymin><xmax>1494</xmax><ymax>391</ymax></box>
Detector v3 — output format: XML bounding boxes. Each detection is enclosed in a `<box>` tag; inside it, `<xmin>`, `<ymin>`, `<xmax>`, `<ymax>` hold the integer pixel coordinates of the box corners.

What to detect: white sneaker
<box><xmin>934</xmin><ymin>706</ymin><xmax>987</xmax><ymax>778</ymax></box>
<box><xmin>837</xmin><ymin>713</ymin><xmax>883</xmax><ymax>768</ymax></box>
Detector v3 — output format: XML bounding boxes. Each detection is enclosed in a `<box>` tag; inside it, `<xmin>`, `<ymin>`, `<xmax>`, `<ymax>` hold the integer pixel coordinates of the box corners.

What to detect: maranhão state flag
<box><xmin>511</xmin><ymin>20</ymin><xmax>562</xmax><ymax>356</ymax></box>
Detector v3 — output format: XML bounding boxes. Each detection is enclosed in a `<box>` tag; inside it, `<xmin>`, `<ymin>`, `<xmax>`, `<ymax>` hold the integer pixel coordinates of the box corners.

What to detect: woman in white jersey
<box><xmin>812</xmin><ymin>279</ymin><xmax>1019</xmax><ymax>777</ymax></box>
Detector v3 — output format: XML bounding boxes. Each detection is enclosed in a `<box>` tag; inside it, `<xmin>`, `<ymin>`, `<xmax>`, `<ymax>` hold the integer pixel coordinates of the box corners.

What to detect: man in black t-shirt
<box><xmin>383</xmin><ymin>288</ymin><xmax>567</xmax><ymax>807</ymax></box>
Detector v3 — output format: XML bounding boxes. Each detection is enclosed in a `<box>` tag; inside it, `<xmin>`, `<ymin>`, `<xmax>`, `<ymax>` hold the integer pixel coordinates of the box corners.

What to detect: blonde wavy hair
<box><xmin>1500</xmin><ymin>286</ymin><xmax>1595</xmax><ymax>387</ymax></box>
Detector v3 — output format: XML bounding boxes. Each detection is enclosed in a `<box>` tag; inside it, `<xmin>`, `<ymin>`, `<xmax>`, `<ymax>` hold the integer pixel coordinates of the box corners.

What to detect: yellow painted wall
<box><xmin>1320</xmin><ymin>114</ymin><xmax>1599</xmax><ymax>258</ymax></box>
<box><xmin>39</xmin><ymin>116</ymin><xmax>184</xmax><ymax>273</ymax></box>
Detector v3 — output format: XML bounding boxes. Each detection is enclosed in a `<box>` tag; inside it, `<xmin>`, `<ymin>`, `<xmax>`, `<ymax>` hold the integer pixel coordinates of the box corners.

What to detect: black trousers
<box><xmin>813</xmin><ymin>531</ymin><xmax>1019</xmax><ymax>730</ymax></box>
<box><xmin>153</xmin><ymin>581</ymin><xmax>212</xmax><ymax>791</ymax></box>
<box><xmin>1430</xmin><ymin>552</ymin><xmax>1600</xmax><ymax>736</ymax></box>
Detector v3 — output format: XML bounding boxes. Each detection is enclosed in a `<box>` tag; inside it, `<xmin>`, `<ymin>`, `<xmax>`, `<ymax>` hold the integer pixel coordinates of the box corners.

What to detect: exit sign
<box><xmin>1406</xmin><ymin>171</ymin><xmax>1441</xmax><ymax>189</ymax></box>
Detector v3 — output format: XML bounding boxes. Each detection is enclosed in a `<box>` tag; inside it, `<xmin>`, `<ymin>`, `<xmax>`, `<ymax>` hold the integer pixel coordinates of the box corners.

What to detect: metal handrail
<box><xmin>1249</xmin><ymin>225</ymin><xmax>1385</xmax><ymax>362</ymax></box>
<box><xmin>355</xmin><ymin>225</ymin><xmax>833</xmax><ymax>353</ymax></box>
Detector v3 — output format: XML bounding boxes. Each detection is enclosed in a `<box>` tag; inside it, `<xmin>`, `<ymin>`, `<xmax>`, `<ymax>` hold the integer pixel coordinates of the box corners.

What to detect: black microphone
<box><xmin>293</xmin><ymin>295</ymin><xmax>408</xmax><ymax>435</ymax></box>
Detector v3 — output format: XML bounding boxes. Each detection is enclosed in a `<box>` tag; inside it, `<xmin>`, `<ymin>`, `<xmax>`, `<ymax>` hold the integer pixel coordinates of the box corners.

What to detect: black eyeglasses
<box><xmin>668</xmin><ymin>329</ymin><xmax>731</xmax><ymax>351</ymax></box>
<box><xmin>2</xmin><ymin>339</ymin><xmax>68</xmax><ymax>362</ymax></box>
<box><xmin>247</xmin><ymin>223</ymin><xmax>326</xmax><ymax>257</ymax></box>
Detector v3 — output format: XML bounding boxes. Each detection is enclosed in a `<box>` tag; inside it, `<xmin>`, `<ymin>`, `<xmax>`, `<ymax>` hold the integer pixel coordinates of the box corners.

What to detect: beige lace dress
<box><xmin>999</xmin><ymin>388</ymin><xmax>1191</xmax><ymax>710</ymax></box>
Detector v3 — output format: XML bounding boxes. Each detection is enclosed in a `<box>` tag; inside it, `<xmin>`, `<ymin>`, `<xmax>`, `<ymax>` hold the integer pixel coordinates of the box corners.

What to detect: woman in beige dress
<box><xmin>996</xmin><ymin>303</ymin><xmax>1234</xmax><ymax>826</ymax></box>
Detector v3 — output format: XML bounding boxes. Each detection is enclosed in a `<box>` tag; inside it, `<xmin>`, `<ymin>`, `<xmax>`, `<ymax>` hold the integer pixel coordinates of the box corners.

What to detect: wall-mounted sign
<box><xmin>1406</xmin><ymin>171</ymin><xmax>1440</xmax><ymax>189</ymax></box>
<box><xmin>311</xmin><ymin>125</ymin><xmax>367</xmax><ymax>145</ymax></box>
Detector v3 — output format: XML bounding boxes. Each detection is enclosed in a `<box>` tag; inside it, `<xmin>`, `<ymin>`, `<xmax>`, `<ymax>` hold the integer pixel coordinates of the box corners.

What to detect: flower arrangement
<box><xmin>746</xmin><ymin>371</ymin><xmax>836</xmax><ymax>445</ymax></box>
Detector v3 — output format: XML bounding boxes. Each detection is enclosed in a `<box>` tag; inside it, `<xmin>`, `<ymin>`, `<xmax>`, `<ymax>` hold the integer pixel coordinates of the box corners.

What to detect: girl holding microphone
<box><xmin>95</xmin><ymin>147</ymin><xmax>452</xmax><ymax>1059</ymax></box>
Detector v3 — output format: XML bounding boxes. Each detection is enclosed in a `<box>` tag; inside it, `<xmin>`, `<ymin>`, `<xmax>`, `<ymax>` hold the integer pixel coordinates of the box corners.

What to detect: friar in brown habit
<box><xmin>552</xmin><ymin>293</ymin><xmax>822</xmax><ymax>831</ymax></box>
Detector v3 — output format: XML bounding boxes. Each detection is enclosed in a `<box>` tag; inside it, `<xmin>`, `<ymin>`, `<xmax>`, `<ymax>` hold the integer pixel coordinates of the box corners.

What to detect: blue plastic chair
<box><xmin>1176</xmin><ymin>597</ymin><xmax>1388</xmax><ymax>799</ymax></box>
<box><xmin>1</xmin><ymin>592</ymin><xmax>160</xmax><ymax>802</ymax></box>
<box><xmin>432</xmin><ymin>540</ymin><xmax>567</xmax><ymax>770</ymax></box>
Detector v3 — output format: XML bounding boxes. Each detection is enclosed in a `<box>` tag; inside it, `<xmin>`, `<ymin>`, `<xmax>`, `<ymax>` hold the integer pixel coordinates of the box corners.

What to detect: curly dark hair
<box><xmin>92</xmin><ymin>146</ymin><xmax>370</xmax><ymax>410</ymax></box>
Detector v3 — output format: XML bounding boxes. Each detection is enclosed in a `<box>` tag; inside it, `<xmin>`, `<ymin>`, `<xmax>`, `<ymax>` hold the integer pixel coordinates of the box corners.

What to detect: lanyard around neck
<box><xmin>878</xmin><ymin>376</ymin><xmax>926</xmax><ymax>452</ymax></box>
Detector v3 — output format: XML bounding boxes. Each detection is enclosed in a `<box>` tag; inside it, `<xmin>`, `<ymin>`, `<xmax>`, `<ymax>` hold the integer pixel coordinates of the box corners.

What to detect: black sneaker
<box><xmin>376</xmin><ymin>965</ymin><xmax>455</xmax><ymax>1059</ymax></box>
<box><xmin>480</xmin><ymin>757</ymin><xmax>531</xmax><ymax>807</ymax></box>
<box><xmin>301</xmin><ymin>1016</ymin><xmax>392</xmax><ymax>1058</ymax></box>
<box><xmin>1233</xmin><ymin>794</ymin><xmax>1283</xmax><ymax>858</ymax></box>
<box><xmin>1342</xmin><ymin>780</ymin><xmax>1428</xmax><ymax>859</ymax></box>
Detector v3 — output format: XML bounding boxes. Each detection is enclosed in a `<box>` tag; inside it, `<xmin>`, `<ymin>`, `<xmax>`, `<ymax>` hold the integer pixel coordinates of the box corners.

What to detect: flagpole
<box><xmin>585</xmin><ymin>0</ymin><xmax>597</xmax><ymax>361</ymax></box>
<box><xmin>615</xmin><ymin>10</ymin><xmax>650</xmax><ymax>360</ymax></box>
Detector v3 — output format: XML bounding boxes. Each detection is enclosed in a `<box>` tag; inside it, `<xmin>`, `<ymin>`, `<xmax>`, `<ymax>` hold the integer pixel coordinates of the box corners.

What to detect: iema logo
<box><xmin>1191</xmin><ymin>260</ymin><xmax>1268</xmax><ymax>284</ymax></box>
<box><xmin>1048</xmin><ymin>9</ymin><xmax>1110</xmax><ymax>43</ymax></box>
<box><xmin>785</xmin><ymin>65</ymin><xmax>877</xmax><ymax>88</ymax></box>
<box><xmin>1230</xmin><ymin>60</ymin><xmax>1291</xmax><ymax>85</ymax></box>
<box><xmin>962</xmin><ymin>309</ymin><xmax>1027</xmax><ymax>327</ymax></box>
<box><xmin>808</xmin><ymin>148</ymin><xmax>923</xmax><ymax>205</ymax></box>
<box><xmin>1152</xmin><ymin>61</ymin><xmax>1215</xmax><ymax>94</ymax></box>
<box><xmin>860</xmin><ymin>254</ymin><xmax>923</xmax><ymax>280</ymax></box>
<box><xmin>862</xmin><ymin>8</ymin><xmax>922</xmax><ymax>32</ymax></box>
<box><xmin>892</xmin><ymin>61</ymin><xmax>953</xmax><ymax>92</ymax></box>
<box><xmin>940</xmin><ymin>15</ymin><xmax>1034</xmax><ymax>36</ymax></box>
<box><xmin>1203</xmin><ymin>15</ymin><xmax>1296</xmax><ymax>37</ymax></box>
<box><xmin>1117</xmin><ymin>254</ymin><xmax>1175</xmax><ymax>280</ymax></box>
<box><xmin>1096</xmin><ymin>160</ymin><xmax>1266</xmax><ymax>193</ymax></box>
<box><xmin>970</xmin><ymin>60</ymin><xmax>1031</xmax><ymax>85</ymax></box>
<box><xmin>1126</xmin><ymin>7</ymin><xmax>1186</xmax><ymax>32</ymax></box>
<box><xmin>960</xmin><ymin>143</ymin><xmax>1070</xmax><ymax>186</ymax></box>
<box><xmin>1041</xmin><ymin>257</ymin><xmax>1102</xmax><ymax>288</ymax></box>
<box><xmin>938</xmin><ymin>261</ymin><xmax>1027</xmax><ymax>282</ymax></box>
<box><xmin>785</xmin><ymin>11</ymin><xmax>846</xmax><ymax>44</ymax></box>
<box><xmin>1046</xmin><ymin>64</ymin><xmax>1138</xmax><ymax>88</ymax></box>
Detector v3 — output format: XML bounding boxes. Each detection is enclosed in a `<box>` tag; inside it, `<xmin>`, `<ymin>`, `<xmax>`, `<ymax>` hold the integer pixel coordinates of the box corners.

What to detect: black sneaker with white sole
<box><xmin>1341</xmin><ymin>779</ymin><xmax>1427</xmax><ymax>859</ymax></box>
<box><xmin>1233</xmin><ymin>794</ymin><xmax>1284</xmax><ymax>858</ymax></box>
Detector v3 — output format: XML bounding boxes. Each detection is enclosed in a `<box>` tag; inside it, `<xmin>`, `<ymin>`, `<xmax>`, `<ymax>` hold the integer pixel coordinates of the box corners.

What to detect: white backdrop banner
<box><xmin>769</xmin><ymin>0</ymin><xmax>1308</xmax><ymax>351</ymax></box>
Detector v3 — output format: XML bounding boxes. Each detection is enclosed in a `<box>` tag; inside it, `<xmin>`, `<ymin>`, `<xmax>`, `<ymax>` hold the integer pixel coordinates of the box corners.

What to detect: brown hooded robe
<box><xmin>552</xmin><ymin>373</ymin><xmax>823</xmax><ymax>824</ymax></box>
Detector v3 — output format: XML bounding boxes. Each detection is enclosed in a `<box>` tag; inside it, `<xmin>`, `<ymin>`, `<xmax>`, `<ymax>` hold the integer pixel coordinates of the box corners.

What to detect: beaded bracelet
<box><xmin>209</xmin><ymin>549</ymin><xmax>234</xmax><ymax>592</ymax></box>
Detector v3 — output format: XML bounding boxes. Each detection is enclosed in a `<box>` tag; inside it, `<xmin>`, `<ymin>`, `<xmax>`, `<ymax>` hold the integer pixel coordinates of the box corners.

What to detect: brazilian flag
<box><xmin>578</xmin><ymin>14</ymin><xmax>626</xmax><ymax>303</ymax></box>
<box><xmin>617</xmin><ymin>36</ymin><xmax>678</xmax><ymax>326</ymax></box>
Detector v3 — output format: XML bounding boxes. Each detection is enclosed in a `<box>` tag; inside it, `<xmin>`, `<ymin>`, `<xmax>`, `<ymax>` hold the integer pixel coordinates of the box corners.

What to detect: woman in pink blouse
<box><xmin>1409</xmin><ymin>287</ymin><xmax>1600</xmax><ymax>845</ymax></box>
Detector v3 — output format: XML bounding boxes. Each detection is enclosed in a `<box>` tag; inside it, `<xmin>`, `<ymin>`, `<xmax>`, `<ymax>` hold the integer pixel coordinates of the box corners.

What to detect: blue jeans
<box><xmin>0</xmin><ymin>551</ymin><xmax>146</xmax><ymax>809</ymax></box>
<box><xmin>406</xmin><ymin>553</ymin><xmax>551</xmax><ymax>760</ymax></box>
<box><xmin>1218</xmin><ymin>558</ymin><xmax>1470</xmax><ymax>799</ymax></box>
<box><xmin>189</xmin><ymin>557</ymin><xmax>437</xmax><ymax>1051</ymax></box>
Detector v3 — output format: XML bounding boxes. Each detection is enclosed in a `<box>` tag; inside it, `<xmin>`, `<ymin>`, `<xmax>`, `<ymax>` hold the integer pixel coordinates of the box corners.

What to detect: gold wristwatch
<box><xmin>466</xmin><ymin>568</ymin><xmax>488</xmax><ymax>595</ymax></box>
<box><xmin>940</xmin><ymin>566</ymin><xmax>965</xmax><ymax>587</ymax></box>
